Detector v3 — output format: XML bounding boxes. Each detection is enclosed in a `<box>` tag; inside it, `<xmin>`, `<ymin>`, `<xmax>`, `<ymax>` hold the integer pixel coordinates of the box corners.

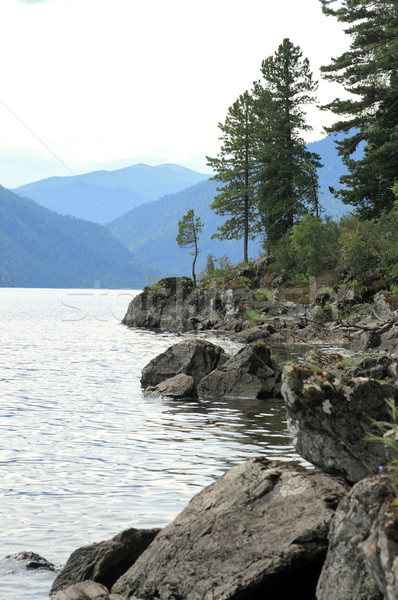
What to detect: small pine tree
<box><xmin>176</xmin><ymin>209</ymin><xmax>203</xmax><ymax>286</ymax></box>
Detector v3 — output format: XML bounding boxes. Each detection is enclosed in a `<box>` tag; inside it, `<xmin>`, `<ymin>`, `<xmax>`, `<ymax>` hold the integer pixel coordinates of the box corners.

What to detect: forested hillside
<box><xmin>0</xmin><ymin>187</ymin><xmax>157</xmax><ymax>288</ymax></box>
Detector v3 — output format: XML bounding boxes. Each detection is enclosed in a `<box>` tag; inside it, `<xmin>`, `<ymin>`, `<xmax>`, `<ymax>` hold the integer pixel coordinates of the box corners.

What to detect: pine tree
<box><xmin>255</xmin><ymin>39</ymin><xmax>322</xmax><ymax>245</ymax></box>
<box><xmin>320</xmin><ymin>0</ymin><xmax>398</xmax><ymax>218</ymax></box>
<box><xmin>206</xmin><ymin>91</ymin><xmax>260</xmax><ymax>263</ymax></box>
<box><xmin>176</xmin><ymin>209</ymin><xmax>203</xmax><ymax>286</ymax></box>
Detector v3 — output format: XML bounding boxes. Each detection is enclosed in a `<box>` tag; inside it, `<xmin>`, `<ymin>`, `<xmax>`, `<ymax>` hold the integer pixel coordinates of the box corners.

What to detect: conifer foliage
<box><xmin>320</xmin><ymin>0</ymin><xmax>398</xmax><ymax>217</ymax></box>
<box><xmin>207</xmin><ymin>39</ymin><xmax>322</xmax><ymax>253</ymax></box>
<box><xmin>206</xmin><ymin>91</ymin><xmax>259</xmax><ymax>263</ymax></box>
<box><xmin>255</xmin><ymin>38</ymin><xmax>322</xmax><ymax>244</ymax></box>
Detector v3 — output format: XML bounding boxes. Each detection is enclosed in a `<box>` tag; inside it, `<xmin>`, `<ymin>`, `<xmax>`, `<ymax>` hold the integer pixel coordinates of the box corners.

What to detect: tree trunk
<box><xmin>244</xmin><ymin>122</ymin><xmax>249</xmax><ymax>264</ymax></box>
<box><xmin>192</xmin><ymin>226</ymin><xmax>198</xmax><ymax>286</ymax></box>
<box><xmin>244</xmin><ymin>197</ymin><xmax>249</xmax><ymax>263</ymax></box>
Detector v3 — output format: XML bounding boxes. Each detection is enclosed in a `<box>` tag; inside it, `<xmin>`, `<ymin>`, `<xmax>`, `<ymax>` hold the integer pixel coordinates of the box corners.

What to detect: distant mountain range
<box><xmin>15</xmin><ymin>164</ymin><xmax>210</xmax><ymax>224</ymax></box>
<box><xmin>0</xmin><ymin>186</ymin><xmax>158</xmax><ymax>288</ymax></box>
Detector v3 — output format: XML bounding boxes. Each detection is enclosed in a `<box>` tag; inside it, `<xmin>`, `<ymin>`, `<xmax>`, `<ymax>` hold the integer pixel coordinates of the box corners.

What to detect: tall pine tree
<box><xmin>206</xmin><ymin>91</ymin><xmax>260</xmax><ymax>263</ymax></box>
<box><xmin>255</xmin><ymin>39</ymin><xmax>322</xmax><ymax>245</ymax></box>
<box><xmin>320</xmin><ymin>0</ymin><xmax>398</xmax><ymax>218</ymax></box>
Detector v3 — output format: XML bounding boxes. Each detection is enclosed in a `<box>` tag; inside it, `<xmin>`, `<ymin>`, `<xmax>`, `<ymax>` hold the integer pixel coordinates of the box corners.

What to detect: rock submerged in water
<box><xmin>111</xmin><ymin>458</ymin><xmax>347</xmax><ymax>599</ymax></box>
<box><xmin>6</xmin><ymin>551</ymin><xmax>57</xmax><ymax>571</ymax></box>
<box><xmin>141</xmin><ymin>339</ymin><xmax>282</xmax><ymax>400</ymax></box>
<box><xmin>141</xmin><ymin>338</ymin><xmax>228</xmax><ymax>398</ymax></box>
<box><xmin>197</xmin><ymin>341</ymin><xmax>281</xmax><ymax>399</ymax></box>
<box><xmin>50</xmin><ymin>528</ymin><xmax>160</xmax><ymax>596</ymax></box>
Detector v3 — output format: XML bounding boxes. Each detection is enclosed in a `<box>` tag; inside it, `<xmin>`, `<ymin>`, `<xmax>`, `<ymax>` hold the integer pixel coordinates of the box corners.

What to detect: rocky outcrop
<box><xmin>122</xmin><ymin>277</ymin><xmax>195</xmax><ymax>331</ymax></box>
<box><xmin>197</xmin><ymin>341</ymin><xmax>281</xmax><ymax>399</ymax></box>
<box><xmin>282</xmin><ymin>365</ymin><xmax>398</xmax><ymax>484</ymax></box>
<box><xmin>363</xmin><ymin>495</ymin><xmax>398</xmax><ymax>600</ymax></box>
<box><xmin>121</xmin><ymin>274</ymin><xmax>398</xmax><ymax>354</ymax></box>
<box><xmin>50</xmin><ymin>528</ymin><xmax>160</xmax><ymax>596</ymax></box>
<box><xmin>122</xmin><ymin>277</ymin><xmax>251</xmax><ymax>333</ymax></box>
<box><xmin>316</xmin><ymin>475</ymin><xmax>396</xmax><ymax>600</ymax></box>
<box><xmin>141</xmin><ymin>338</ymin><xmax>228</xmax><ymax>398</ymax></box>
<box><xmin>111</xmin><ymin>458</ymin><xmax>347</xmax><ymax>599</ymax></box>
<box><xmin>231</xmin><ymin>317</ymin><xmax>346</xmax><ymax>347</ymax></box>
<box><xmin>52</xmin><ymin>581</ymin><xmax>125</xmax><ymax>600</ymax></box>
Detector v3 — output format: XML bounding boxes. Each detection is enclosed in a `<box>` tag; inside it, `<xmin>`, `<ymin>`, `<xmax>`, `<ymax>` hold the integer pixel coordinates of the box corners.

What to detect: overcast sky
<box><xmin>0</xmin><ymin>0</ymin><xmax>349</xmax><ymax>188</ymax></box>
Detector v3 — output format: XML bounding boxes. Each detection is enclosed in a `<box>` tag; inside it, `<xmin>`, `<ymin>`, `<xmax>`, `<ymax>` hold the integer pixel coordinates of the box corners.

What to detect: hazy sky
<box><xmin>1</xmin><ymin>0</ymin><xmax>349</xmax><ymax>187</ymax></box>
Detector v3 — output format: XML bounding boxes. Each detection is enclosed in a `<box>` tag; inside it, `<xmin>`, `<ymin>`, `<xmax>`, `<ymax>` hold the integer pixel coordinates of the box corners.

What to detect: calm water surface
<box><xmin>0</xmin><ymin>288</ymin><xmax>309</xmax><ymax>599</ymax></box>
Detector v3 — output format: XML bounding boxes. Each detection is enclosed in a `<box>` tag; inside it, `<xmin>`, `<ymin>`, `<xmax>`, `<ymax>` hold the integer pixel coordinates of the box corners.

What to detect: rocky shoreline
<box><xmin>122</xmin><ymin>270</ymin><xmax>398</xmax><ymax>356</ymax></box>
<box><xmin>10</xmin><ymin>274</ymin><xmax>398</xmax><ymax>599</ymax></box>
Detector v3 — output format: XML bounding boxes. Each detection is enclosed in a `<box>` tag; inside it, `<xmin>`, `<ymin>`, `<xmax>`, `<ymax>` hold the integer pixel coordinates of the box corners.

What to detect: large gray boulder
<box><xmin>141</xmin><ymin>338</ymin><xmax>228</xmax><ymax>398</ymax></box>
<box><xmin>111</xmin><ymin>458</ymin><xmax>347</xmax><ymax>599</ymax></box>
<box><xmin>316</xmin><ymin>475</ymin><xmax>396</xmax><ymax>600</ymax></box>
<box><xmin>52</xmin><ymin>581</ymin><xmax>125</xmax><ymax>599</ymax></box>
<box><xmin>197</xmin><ymin>341</ymin><xmax>281</xmax><ymax>399</ymax></box>
<box><xmin>281</xmin><ymin>365</ymin><xmax>398</xmax><ymax>484</ymax></box>
<box><xmin>50</xmin><ymin>528</ymin><xmax>160</xmax><ymax>596</ymax></box>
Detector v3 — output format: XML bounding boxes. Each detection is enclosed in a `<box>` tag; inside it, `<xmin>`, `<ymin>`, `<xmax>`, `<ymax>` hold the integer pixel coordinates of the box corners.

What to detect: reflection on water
<box><xmin>0</xmin><ymin>288</ymin><xmax>310</xmax><ymax>600</ymax></box>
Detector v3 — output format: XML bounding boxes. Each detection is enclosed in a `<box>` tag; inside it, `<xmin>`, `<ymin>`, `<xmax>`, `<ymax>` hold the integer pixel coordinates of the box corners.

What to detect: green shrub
<box><xmin>243</xmin><ymin>309</ymin><xmax>266</xmax><ymax>324</ymax></box>
<box><xmin>253</xmin><ymin>287</ymin><xmax>274</xmax><ymax>301</ymax></box>
<box><xmin>145</xmin><ymin>276</ymin><xmax>162</xmax><ymax>290</ymax></box>
<box><xmin>289</xmin><ymin>214</ymin><xmax>340</xmax><ymax>276</ymax></box>
<box><xmin>369</xmin><ymin>400</ymin><xmax>398</xmax><ymax>485</ymax></box>
<box><xmin>339</xmin><ymin>214</ymin><xmax>380</xmax><ymax>276</ymax></box>
<box><xmin>391</xmin><ymin>284</ymin><xmax>398</xmax><ymax>297</ymax></box>
<box><xmin>339</xmin><ymin>205</ymin><xmax>398</xmax><ymax>279</ymax></box>
<box><xmin>272</xmin><ymin>234</ymin><xmax>296</xmax><ymax>273</ymax></box>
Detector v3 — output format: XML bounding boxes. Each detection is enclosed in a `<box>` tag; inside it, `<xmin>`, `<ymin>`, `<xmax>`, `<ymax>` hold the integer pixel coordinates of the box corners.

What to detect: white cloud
<box><xmin>0</xmin><ymin>0</ymin><xmax>350</xmax><ymax>187</ymax></box>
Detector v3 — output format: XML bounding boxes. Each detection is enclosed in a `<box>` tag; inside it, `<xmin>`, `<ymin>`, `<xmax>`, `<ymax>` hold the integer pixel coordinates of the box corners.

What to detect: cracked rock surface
<box><xmin>112</xmin><ymin>458</ymin><xmax>347</xmax><ymax>600</ymax></box>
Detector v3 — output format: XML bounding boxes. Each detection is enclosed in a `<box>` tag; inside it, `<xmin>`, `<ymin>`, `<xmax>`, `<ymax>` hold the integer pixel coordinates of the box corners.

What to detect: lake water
<box><xmin>0</xmin><ymin>288</ymin><xmax>309</xmax><ymax>599</ymax></box>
